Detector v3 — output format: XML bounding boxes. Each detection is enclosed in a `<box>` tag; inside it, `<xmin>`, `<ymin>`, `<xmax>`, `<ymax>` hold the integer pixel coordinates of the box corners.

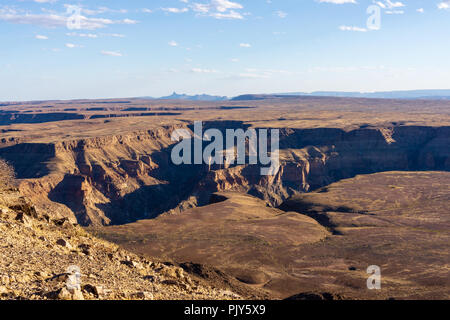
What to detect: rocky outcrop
<box><xmin>0</xmin><ymin>112</ymin><xmax>84</xmax><ymax>125</ymax></box>
<box><xmin>0</xmin><ymin>111</ymin><xmax>181</xmax><ymax>126</ymax></box>
<box><xmin>177</xmin><ymin>125</ymin><xmax>450</xmax><ymax>209</ymax></box>
<box><xmin>0</xmin><ymin>189</ymin><xmax>241</xmax><ymax>300</ymax></box>
<box><xmin>1</xmin><ymin>123</ymin><xmax>449</xmax><ymax>226</ymax></box>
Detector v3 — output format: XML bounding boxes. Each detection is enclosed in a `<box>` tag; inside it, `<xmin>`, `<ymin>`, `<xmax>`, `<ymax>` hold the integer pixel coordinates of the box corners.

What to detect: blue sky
<box><xmin>1</xmin><ymin>0</ymin><xmax>450</xmax><ymax>101</ymax></box>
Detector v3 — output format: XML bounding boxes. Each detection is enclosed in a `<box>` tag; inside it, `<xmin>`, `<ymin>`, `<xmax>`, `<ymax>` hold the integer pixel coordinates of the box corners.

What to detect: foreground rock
<box><xmin>0</xmin><ymin>189</ymin><xmax>239</xmax><ymax>300</ymax></box>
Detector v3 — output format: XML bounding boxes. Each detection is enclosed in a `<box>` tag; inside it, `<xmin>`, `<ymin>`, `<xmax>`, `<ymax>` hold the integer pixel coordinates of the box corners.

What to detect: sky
<box><xmin>1</xmin><ymin>0</ymin><xmax>450</xmax><ymax>101</ymax></box>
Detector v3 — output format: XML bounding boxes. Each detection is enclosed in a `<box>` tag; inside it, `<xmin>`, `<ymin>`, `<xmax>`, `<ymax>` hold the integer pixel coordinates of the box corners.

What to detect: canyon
<box><xmin>1</xmin><ymin>96</ymin><xmax>449</xmax><ymax>299</ymax></box>
<box><xmin>1</xmin><ymin>122</ymin><xmax>448</xmax><ymax>226</ymax></box>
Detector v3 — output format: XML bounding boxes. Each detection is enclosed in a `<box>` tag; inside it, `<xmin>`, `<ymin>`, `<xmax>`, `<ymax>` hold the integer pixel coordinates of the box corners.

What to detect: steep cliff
<box><xmin>1</xmin><ymin>123</ymin><xmax>449</xmax><ymax>226</ymax></box>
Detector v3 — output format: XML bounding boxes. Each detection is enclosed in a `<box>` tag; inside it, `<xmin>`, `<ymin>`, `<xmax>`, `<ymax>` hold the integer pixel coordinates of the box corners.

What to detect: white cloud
<box><xmin>0</xmin><ymin>13</ymin><xmax>67</xmax><ymax>28</ymax></box>
<box><xmin>211</xmin><ymin>0</ymin><xmax>243</xmax><ymax>12</ymax></box>
<box><xmin>386</xmin><ymin>10</ymin><xmax>404</xmax><ymax>14</ymax></box>
<box><xmin>65</xmin><ymin>43</ymin><xmax>82</xmax><ymax>48</ymax></box>
<box><xmin>210</xmin><ymin>10</ymin><xmax>243</xmax><ymax>19</ymax></box>
<box><xmin>80</xmin><ymin>7</ymin><xmax>128</xmax><ymax>15</ymax></box>
<box><xmin>275</xmin><ymin>11</ymin><xmax>287</xmax><ymax>18</ymax></box>
<box><xmin>0</xmin><ymin>12</ymin><xmax>113</xmax><ymax>29</ymax></box>
<box><xmin>108</xmin><ymin>33</ymin><xmax>126</xmax><ymax>38</ymax></box>
<box><xmin>339</xmin><ymin>25</ymin><xmax>367</xmax><ymax>32</ymax></box>
<box><xmin>385</xmin><ymin>0</ymin><xmax>405</xmax><ymax>8</ymax></box>
<box><xmin>416</xmin><ymin>8</ymin><xmax>424</xmax><ymax>13</ymax></box>
<box><xmin>101</xmin><ymin>50</ymin><xmax>122</xmax><ymax>57</ymax></box>
<box><xmin>317</xmin><ymin>0</ymin><xmax>357</xmax><ymax>4</ymax></box>
<box><xmin>122</xmin><ymin>18</ymin><xmax>138</xmax><ymax>24</ymax></box>
<box><xmin>0</xmin><ymin>8</ymin><xmax>137</xmax><ymax>30</ymax></box>
<box><xmin>35</xmin><ymin>34</ymin><xmax>48</xmax><ymax>40</ymax></box>
<box><xmin>66</xmin><ymin>32</ymin><xmax>98</xmax><ymax>38</ymax></box>
<box><xmin>376</xmin><ymin>0</ymin><xmax>405</xmax><ymax>9</ymax></box>
<box><xmin>438</xmin><ymin>1</ymin><xmax>450</xmax><ymax>10</ymax></box>
<box><xmin>66</xmin><ymin>32</ymin><xmax>125</xmax><ymax>38</ymax></box>
<box><xmin>191</xmin><ymin>3</ymin><xmax>210</xmax><ymax>13</ymax></box>
<box><xmin>239</xmin><ymin>43</ymin><xmax>251</xmax><ymax>47</ymax></box>
<box><xmin>191</xmin><ymin>0</ymin><xmax>244</xmax><ymax>19</ymax></box>
<box><xmin>162</xmin><ymin>8</ymin><xmax>189</xmax><ymax>13</ymax></box>
<box><xmin>168</xmin><ymin>40</ymin><xmax>178</xmax><ymax>47</ymax></box>
<box><xmin>191</xmin><ymin>68</ymin><xmax>217</xmax><ymax>73</ymax></box>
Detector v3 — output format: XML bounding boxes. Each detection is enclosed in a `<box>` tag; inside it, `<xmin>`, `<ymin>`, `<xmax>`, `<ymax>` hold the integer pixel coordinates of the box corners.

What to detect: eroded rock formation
<box><xmin>1</xmin><ymin>123</ymin><xmax>449</xmax><ymax>226</ymax></box>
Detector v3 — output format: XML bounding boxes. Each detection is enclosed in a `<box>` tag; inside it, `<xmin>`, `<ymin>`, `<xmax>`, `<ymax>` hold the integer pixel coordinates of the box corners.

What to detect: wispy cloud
<box><xmin>0</xmin><ymin>7</ymin><xmax>138</xmax><ymax>30</ymax></box>
<box><xmin>191</xmin><ymin>0</ymin><xmax>244</xmax><ymax>19</ymax></box>
<box><xmin>79</xmin><ymin>6</ymin><xmax>128</xmax><ymax>15</ymax></box>
<box><xmin>317</xmin><ymin>0</ymin><xmax>357</xmax><ymax>4</ymax></box>
<box><xmin>108</xmin><ymin>33</ymin><xmax>126</xmax><ymax>38</ymax></box>
<box><xmin>385</xmin><ymin>0</ymin><xmax>405</xmax><ymax>8</ymax></box>
<box><xmin>122</xmin><ymin>18</ymin><xmax>138</xmax><ymax>24</ymax></box>
<box><xmin>339</xmin><ymin>25</ymin><xmax>367</xmax><ymax>32</ymax></box>
<box><xmin>101</xmin><ymin>50</ymin><xmax>122</xmax><ymax>57</ymax></box>
<box><xmin>66</xmin><ymin>32</ymin><xmax>98</xmax><ymax>38</ymax></box>
<box><xmin>191</xmin><ymin>68</ymin><xmax>217</xmax><ymax>73</ymax></box>
<box><xmin>35</xmin><ymin>34</ymin><xmax>48</xmax><ymax>40</ymax></box>
<box><xmin>385</xmin><ymin>10</ymin><xmax>404</xmax><ymax>14</ymax></box>
<box><xmin>375</xmin><ymin>1</ymin><xmax>405</xmax><ymax>9</ymax></box>
<box><xmin>162</xmin><ymin>7</ymin><xmax>189</xmax><ymax>13</ymax></box>
<box><xmin>34</xmin><ymin>0</ymin><xmax>58</xmax><ymax>3</ymax></box>
<box><xmin>438</xmin><ymin>1</ymin><xmax>450</xmax><ymax>10</ymax></box>
<box><xmin>66</xmin><ymin>32</ymin><xmax>125</xmax><ymax>38</ymax></box>
<box><xmin>275</xmin><ymin>11</ymin><xmax>287</xmax><ymax>18</ymax></box>
<box><xmin>65</xmin><ymin>43</ymin><xmax>82</xmax><ymax>48</ymax></box>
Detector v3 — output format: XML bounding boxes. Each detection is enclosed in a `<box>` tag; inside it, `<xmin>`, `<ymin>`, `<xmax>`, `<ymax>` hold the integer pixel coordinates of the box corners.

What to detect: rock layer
<box><xmin>1</xmin><ymin>123</ymin><xmax>449</xmax><ymax>225</ymax></box>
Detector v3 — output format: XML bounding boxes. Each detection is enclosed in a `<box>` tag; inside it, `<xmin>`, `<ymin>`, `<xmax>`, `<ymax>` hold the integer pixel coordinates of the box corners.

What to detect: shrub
<box><xmin>0</xmin><ymin>158</ymin><xmax>16</xmax><ymax>190</ymax></box>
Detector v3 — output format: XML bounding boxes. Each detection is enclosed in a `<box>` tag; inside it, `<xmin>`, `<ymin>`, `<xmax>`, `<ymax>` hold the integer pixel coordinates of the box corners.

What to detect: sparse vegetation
<box><xmin>0</xmin><ymin>158</ymin><xmax>16</xmax><ymax>190</ymax></box>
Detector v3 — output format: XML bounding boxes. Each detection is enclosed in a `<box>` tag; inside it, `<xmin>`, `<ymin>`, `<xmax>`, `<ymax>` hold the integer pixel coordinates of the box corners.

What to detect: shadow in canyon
<box><xmin>7</xmin><ymin>123</ymin><xmax>450</xmax><ymax>226</ymax></box>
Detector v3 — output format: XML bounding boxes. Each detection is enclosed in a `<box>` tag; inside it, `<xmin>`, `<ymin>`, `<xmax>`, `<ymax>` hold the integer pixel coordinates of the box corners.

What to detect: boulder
<box><xmin>70</xmin><ymin>288</ymin><xmax>85</xmax><ymax>300</ymax></box>
<box><xmin>131</xmin><ymin>291</ymin><xmax>153</xmax><ymax>300</ymax></box>
<box><xmin>78</xmin><ymin>243</ymin><xmax>91</xmax><ymax>255</ymax></box>
<box><xmin>57</xmin><ymin>287</ymin><xmax>72</xmax><ymax>300</ymax></box>
<box><xmin>83</xmin><ymin>284</ymin><xmax>104</xmax><ymax>297</ymax></box>
<box><xmin>15</xmin><ymin>212</ymin><xmax>33</xmax><ymax>228</ymax></box>
<box><xmin>56</xmin><ymin>238</ymin><xmax>72</xmax><ymax>249</ymax></box>
<box><xmin>58</xmin><ymin>287</ymin><xmax>85</xmax><ymax>300</ymax></box>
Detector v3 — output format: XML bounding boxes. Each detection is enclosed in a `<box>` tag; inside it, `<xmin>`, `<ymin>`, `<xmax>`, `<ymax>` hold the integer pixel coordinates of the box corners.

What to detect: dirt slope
<box><xmin>97</xmin><ymin>172</ymin><xmax>450</xmax><ymax>300</ymax></box>
<box><xmin>96</xmin><ymin>192</ymin><xmax>328</xmax><ymax>299</ymax></box>
<box><xmin>0</xmin><ymin>189</ymin><xmax>244</xmax><ymax>300</ymax></box>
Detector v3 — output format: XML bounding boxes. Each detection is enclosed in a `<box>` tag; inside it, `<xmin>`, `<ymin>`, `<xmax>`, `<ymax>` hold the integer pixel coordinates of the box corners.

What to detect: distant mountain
<box><xmin>142</xmin><ymin>90</ymin><xmax>450</xmax><ymax>102</ymax></box>
<box><xmin>155</xmin><ymin>92</ymin><xmax>229</xmax><ymax>101</ymax></box>
<box><xmin>271</xmin><ymin>89</ymin><xmax>450</xmax><ymax>100</ymax></box>
<box><xmin>231</xmin><ymin>94</ymin><xmax>299</xmax><ymax>101</ymax></box>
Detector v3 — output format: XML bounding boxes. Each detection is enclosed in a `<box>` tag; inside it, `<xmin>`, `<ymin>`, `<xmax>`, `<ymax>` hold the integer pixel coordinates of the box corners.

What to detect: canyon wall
<box><xmin>1</xmin><ymin>123</ymin><xmax>449</xmax><ymax>226</ymax></box>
